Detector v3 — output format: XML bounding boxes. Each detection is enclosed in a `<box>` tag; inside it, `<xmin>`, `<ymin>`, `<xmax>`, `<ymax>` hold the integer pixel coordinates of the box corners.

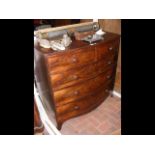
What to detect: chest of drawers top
<box><xmin>35</xmin><ymin>32</ymin><xmax>120</xmax><ymax>56</ymax></box>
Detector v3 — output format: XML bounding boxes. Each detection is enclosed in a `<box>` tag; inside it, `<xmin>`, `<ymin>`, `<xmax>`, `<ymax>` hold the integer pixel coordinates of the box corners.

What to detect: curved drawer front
<box><xmin>96</xmin><ymin>39</ymin><xmax>119</xmax><ymax>61</ymax></box>
<box><xmin>50</xmin><ymin>54</ymin><xmax>116</xmax><ymax>91</ymax></box>
<box><xmin>46</xmin><ymin>46</ymin><xmax>95</xmax><ymax>74</ymax></box>
<box><xmin>56</xmin><ymin>81</ymin><xmax>113</xmax><ymax>118</ymax></box>
<box><xmin>53</xmin><ymin>66</ymin><xmax>115</xmax><ymax>106</ymax></box>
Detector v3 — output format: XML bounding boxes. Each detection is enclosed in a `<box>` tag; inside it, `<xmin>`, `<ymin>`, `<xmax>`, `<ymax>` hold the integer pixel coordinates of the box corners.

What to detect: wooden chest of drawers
<box><xmin>34</xmin><ymin>32</ymin><xmax>120</xmax><ymax>130</ymax></box>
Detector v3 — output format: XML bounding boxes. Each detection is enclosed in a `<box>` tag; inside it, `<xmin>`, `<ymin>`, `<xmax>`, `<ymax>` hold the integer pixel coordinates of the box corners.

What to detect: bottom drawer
<box><xmin>56</xmin><ymin>81</ymin><xmax>113</xmax><ymax>120</ymax></box>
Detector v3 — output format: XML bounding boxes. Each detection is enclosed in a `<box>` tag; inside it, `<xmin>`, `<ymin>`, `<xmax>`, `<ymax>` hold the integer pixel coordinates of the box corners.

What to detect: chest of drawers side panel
<box><xmin>34</xmin><ymin>49</ymin><xmax>56</xmax><ymax>113</ymax></box>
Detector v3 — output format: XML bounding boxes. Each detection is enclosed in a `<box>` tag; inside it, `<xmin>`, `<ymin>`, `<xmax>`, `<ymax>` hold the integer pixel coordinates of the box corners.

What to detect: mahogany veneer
<box><xmin>34</xmin><ymin>32</ymin><xmax>120</xmax><ymax>130</ymax></box>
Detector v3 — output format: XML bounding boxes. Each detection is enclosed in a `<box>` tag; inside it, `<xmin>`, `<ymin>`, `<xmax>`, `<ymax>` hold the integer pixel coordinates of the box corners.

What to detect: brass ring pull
<box><xmin>109</xmin><ymin>47</ymin><xmax>113</xmax><ymax>51</ymax></box>
<box><xmin>74</xmin><ymin>91</ymin><xmax>79</xmax><ymax>95</ymax></box>
<box><xmin>105</xmin><ymin>89</ymin><xmax>109</xmax><ymax>93</ymax></box>
<box><xmin>74</xmin><ymin>105</ymin><xmax>79</xmax><ymax>110</ymax></box>
<box><xmin>72</xmin><ymin>57</ymin><xmax>77</xmax><ymax>62</ymax></box>
<box><xmin>73</xmin><ymin>75</ymin><xmax>78</xmax><ymax>79</ymax></box>
<box><xmin>108</xmin><ymin>61</ymin><xmax>112</xmax><ymax>65</ymax></box>
<box><xmin>106</xmin><ymin>75</ymin><xmax>111</xmax><ymax>79</ymax></box>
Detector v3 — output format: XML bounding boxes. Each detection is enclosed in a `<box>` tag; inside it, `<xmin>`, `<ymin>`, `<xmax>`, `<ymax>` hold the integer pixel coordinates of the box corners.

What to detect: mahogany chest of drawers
<box><xmin>34</xmin><ymin>32</ymin><xmax>120</xmax><ymax>130</ymax></box>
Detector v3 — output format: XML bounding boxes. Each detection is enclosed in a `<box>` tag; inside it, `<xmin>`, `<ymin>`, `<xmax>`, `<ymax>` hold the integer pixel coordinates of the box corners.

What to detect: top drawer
<box><xmin>46</xmin><ymin>46</ymin><xmax>95</xmax><ymax>74</ymax></box>
<box><xmin>96</xmin><ymin>39</ymin><xmax>119</xmax><ymax>61</ymax></box>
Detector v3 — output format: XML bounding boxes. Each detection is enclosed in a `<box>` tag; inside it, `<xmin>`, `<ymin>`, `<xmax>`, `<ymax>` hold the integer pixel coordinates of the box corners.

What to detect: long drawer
<box><xmin>46</xmin><ymin>46</ymin><xmax>95</xmax><ymax>74</ymax></box>
<box><xmin>56</xmin><ymin>81</ymin><xmax>113</xmax><ymax>118</ymax></box>
<box><xmin>53</xmin><ymin>66</ymin><xmax>115</xmax><ymax>106</ymax></box>
<box><xmin>50</xmin><ymin>53</ymin><xmax>117</xmax><ymax>91</ymax></box>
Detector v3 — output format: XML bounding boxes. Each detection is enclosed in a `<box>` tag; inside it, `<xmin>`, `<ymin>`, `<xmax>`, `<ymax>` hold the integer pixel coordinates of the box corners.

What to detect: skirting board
<box><xmin>112</xmin><ymin>91</ymin><xmax>121</xmax><ymax>98</ymax></box>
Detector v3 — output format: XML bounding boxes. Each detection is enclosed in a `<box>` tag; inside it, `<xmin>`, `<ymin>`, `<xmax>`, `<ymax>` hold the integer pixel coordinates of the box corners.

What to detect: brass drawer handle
<box><xmin>99</xmin><ymin>69</ymin><xmax>103</xmax><ymax>73</ymax></box>
<box><xmin>106</xmin><ymin>75</ymin><xmax>111</xmax><ymax>79</ymax></box>
<box><xmin>105</xmin><ymin>89</ymin><xmax>109</xmax><ymax>93</ymax></box>
<box><xmin>108</xmin><ymin>61</ymin><xmax>112</xmax><ymax>65</ymax></box>
<box><xmin>72</xmin><ymin>75</ymin><xmax>78</xmax><ymax>79</ymax></box>
<box><xmin>74</xmin><ymin>90</ymin><xmax>79</xmax><ymax>95</ymax></box>
<box><xmin>74</xmin><ymin>105</ymin><xmax>79</xmax><ymax>110</ymax></box>
<box><xmin>109</xmin><ymin>47</ymin><xmax>113</xmax><ymax>51</ymax></box>
<box><xmin>72</xmin><ymin>57</ymin><xmax>77</xmax><ymax>63</ymax></box>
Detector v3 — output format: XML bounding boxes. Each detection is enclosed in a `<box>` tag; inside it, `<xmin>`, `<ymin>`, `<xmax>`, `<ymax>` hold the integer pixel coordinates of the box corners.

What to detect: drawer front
<box><xmin>53</xmin><ymin>66</ymin><xmax>115</xmax><ymax>106</ymax></box>
<box><xmin>46</xmin><ymin>46</ymin><xmax>95</xmax><ymax>74</ymax></box>
<box><xmin>56</xmin><ymin>81</ymin><xmax>113</xmax><ymax>116</ymax></box>
<box><xmin>50</xmin><ymin>54</ymin><xmax>117</xmax><ymax>91</ymax></box>
<box><xmin>96</xmin><ymin>39</ymin><xmax>119</xmax><ymax>61</ymax></box>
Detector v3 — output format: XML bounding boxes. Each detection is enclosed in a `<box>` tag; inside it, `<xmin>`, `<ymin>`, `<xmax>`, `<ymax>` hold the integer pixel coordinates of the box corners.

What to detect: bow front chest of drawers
<box><xmin>34</xmin><ymin>32</ymin><xmax>120</xmax><ymax>130</ymax></box>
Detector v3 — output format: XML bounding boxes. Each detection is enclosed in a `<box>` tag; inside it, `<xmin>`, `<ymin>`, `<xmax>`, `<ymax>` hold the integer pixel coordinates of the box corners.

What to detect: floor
<box><xmin>45</xmin><ymin>95</ymin><xmax>121</xmax><ymax>135</ymax></box>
